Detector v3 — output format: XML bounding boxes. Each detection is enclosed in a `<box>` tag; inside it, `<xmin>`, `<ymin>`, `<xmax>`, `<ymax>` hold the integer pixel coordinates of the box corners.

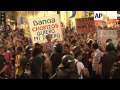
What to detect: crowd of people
<box><xmin>0</xmin><ymin>25</ymin><xmax>120</xmax><ymax>79</ymax></box>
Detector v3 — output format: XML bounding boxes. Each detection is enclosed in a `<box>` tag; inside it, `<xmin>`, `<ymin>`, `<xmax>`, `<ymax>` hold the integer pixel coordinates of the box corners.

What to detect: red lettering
<box><xmin>36</xmin><ymin>27</ymin><xmax>39</xmax><ymax>30</ymax></box>
<box><xmin>47</xmin><ymin>25</ymin><xmax>51</xmax><ymax>29</ymax></box>
<box><xmin>42</xmin><ymin>25</ymin><xmax>47</xmax><ymax>30</ymax></box>
<box><xmin>55</xmin><ymin>24</ymin><xmax>58</xmax><ymax>28</ymax></box>
<box><xmin>39</xmin><ymin>26</ymin><xmax>43</xmax><ymax>30</ymax></box>
<box><xmin>32</xmin><ymin>27</ymin><xmax>37</xmax><ymax>32</ymax></box>
<box><xmin>51</xmin><ymin>24</ymin><xmax>55</xmax><ymax>28</ymax></box>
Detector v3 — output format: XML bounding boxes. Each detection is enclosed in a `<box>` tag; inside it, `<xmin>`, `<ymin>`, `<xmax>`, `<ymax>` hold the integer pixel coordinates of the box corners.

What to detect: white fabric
<box><xmin>92</xmin><ymin>49</ymin><xmax>102</xmax><ymax>71</ymax></box>
<box><xmin>74</xmin><ymin>59</ymin><xmax>85</xmax><ymax>79</ymax></box>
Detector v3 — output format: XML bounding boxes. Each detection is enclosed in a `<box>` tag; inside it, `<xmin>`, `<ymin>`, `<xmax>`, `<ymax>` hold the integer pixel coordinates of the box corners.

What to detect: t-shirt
<box><xmin>92</xmin><ymin>49</ymin><xmax>102</xmax><ymax>72</ymax></box>
<box><xmin>75</xmin><ymin>59</ymin><xmax>84</xmax><ymax>79</ymax></box>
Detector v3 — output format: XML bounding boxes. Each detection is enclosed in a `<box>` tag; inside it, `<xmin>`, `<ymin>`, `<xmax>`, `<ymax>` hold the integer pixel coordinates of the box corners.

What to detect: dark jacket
<box><xmin>31</xmin><ymin>54</ymin><xmax>44</xmax><ymax>79</ymax></box>
<box><xmin>56</xmin><ymin>68</ymin><xmax>78</xmax><ymax>79</ymax></box>
<box><xmin>50</xmin><ymin>52</ymin><xmax>62</xmax><ymax>74</ymax></box>
<box><xmin>99</xmin><ymin>51</ymin><xmax>118</xmax><ymax>79</ymax></box>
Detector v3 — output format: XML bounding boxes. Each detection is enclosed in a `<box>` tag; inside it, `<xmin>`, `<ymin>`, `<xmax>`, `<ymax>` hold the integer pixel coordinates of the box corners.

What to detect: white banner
<box><xmin>28</xmin><ymin>14</ymin><xmax>63</xmax><ymax>44</ymax></box>
<box><xmin>97</xmin><ymin>30</ymin><xmax>118</xmax><ymax>47</ymax></box>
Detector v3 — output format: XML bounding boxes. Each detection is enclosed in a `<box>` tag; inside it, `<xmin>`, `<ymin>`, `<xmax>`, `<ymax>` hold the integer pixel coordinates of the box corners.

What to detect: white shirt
<box><xmin>74</xmin><ymin>59</ymin><xmax>85</xmax><ymax>79</ymax></box>
<box><xmin>92</xmin><ymin>49</ymin><xmax>102</xmax><ymax>71</ymax></box>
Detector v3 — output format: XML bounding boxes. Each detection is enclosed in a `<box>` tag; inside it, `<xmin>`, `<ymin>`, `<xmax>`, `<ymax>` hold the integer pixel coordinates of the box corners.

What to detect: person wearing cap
<box><xmin>56</xmin><ymin>55</ymin><xmax>78</xmax><ymax>79</ymax></box>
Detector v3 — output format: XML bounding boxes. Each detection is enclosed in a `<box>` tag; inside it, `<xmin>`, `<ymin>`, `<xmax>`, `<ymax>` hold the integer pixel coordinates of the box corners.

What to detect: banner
<box><xmin>28</xmin><ymin>14</ymin><xmax>63</xmax><ymax>44</ymax></box>
<box><xmin>97</xmin><ymin>30</ymin><xmax>118</xmax><ymax>47</ymax></box>
<box><xmin>76</xmin><ymin>17</ymin><xmax>96</xmax><ymax>34</ymax></box>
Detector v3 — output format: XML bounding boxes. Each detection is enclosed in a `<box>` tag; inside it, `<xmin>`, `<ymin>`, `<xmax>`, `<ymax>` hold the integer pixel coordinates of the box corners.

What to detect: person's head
<box><xmin>54</xmin><ymin>43</ymin><xmax>63</xmax><ymax>53</ymax></box>
<box><xmin>46</xmin><ymin>34</ymin><xmax>52</xmax><ymax>42</ymax></box>
<box><xmin>106</xmin><ymin>43</ymin><xmax>115</xmax><ymax>52</ymax></box>
<box><xmin>0</xmin><ymin>45</ymin><xmax>5</xmax><ymax>53</ymax></box>
<box><xmin>91</xmin><ymin>42</ymin><xmax>99</xmax><ymax>51</ymax></box>
<box><xmin>17</xmin><ymin>46</ymin><xmax>23</xmax><ymax>54</ymax></box>
<box><xmin>72</xmin><ymin>46</ymin><xmax>81</xmax><ymax>54</ymax></box>
<box><xmin>34</xmin><ymin>43</ymin><xmax>42</xmax><ymax>48</ymax></box>
<box><xmin>24</xmin><ymin>38</ymin><xmax>29</xmax><ymax>46</ymax></box>
<box><xmin>16</xmin><ymin>40</ymin><xmax>23</xmax><ymax>46</ymax></box>
<box><xmin>106</xmin><ymin>39</ymin><xmax>112</xmax><ymax>44</ymax></box>
<box><xmin>74</xmin><ymin>50</ymin><xmax>83</xmax><ymax>61</ymax></box>
<box><xmin>32</xmin><ymin>47</ymin><xmax>42</xmax><ymax>57</ymax></box>
<box><xmin>58</xmin><ymin>55</ymin><xmax>75</xmax><ymax>69</ymax></box>
<box><xmin>87</xmin><ymin>40</ymin><xmax>93</xmax><ymax>49</ymax></box>
<box><xmin>63</xmin><ymin>44</ymin><xmax>70</xmax><ymax>53</ymax></box>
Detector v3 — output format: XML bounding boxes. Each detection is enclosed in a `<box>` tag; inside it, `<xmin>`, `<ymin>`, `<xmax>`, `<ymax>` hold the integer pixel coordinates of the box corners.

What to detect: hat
<box><xmin>58</xmin><ymin>55</ymin><xmax>74</xmax><ymax>68</ymax></box>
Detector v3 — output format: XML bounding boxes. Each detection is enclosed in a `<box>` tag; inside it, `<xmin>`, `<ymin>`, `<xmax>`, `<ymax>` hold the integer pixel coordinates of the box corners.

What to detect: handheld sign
<box><xmin>28</xmin><ymin>14</ymin><xmax>63</xmax><ymax>44</ymax></box>
<box><xmin>76</xmin><ymin>17</ymin><xmax>96</xmax><ymax>33</ymax></box>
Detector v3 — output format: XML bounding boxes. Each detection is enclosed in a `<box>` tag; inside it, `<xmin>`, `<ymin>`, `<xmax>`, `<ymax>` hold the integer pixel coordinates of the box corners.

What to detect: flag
<box><xmin>69</xmin><ymin>11</ymin><xmax>76</xmax><ymax>18</ymax></box>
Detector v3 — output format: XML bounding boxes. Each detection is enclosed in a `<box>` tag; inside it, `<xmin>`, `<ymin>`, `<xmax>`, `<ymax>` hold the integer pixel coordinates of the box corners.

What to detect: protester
<box><xmin>30</xmin><ymin>47</ymin><xmax>44</xmax><ymax>79</ymax></box>
<box><xmin>110</xmin><ymin>53</ymin><xmax>120</xmax><ymax>79</ymax></box>
<box><xmin>74</xmin><ymin>50</ymin><xmax>89</xmax><ymax>79</ymax></box>
<box><xmin>43</xmin><ymin>34</ymin><xmax>54</xmax><ymax>58</ymax></box>
<box><xmin>99</xmin><ymin>43</ymin><xmax>118</xmax><ymax>79</ymax></box>
<box><xmin>91</xmin><ymin>42</ymin><xmax>102</xmax><ymax>79</ymax></box>
<box><xmin>62</xmin><ymin>44</ymin><xmax>72</xmax><ymax>56</ymax></box>
<box><xmin>15</xmin><ymin>46</ymin><xmax>25</xmax><ymax>79</ymax></box>
<box><xmin>50</xmin><ymin>43</ymin><xmax>63</xmax><ymax>75</ymax></box>
<box><xmin>56</xmin><ymin>55</ymin><xmax>78</xmax><ymax>79</ymax></box>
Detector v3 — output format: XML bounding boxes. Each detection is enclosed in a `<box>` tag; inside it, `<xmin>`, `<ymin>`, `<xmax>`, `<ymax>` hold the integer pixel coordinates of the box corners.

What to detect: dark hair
<box><xmin>32</xmin><ymin>47</ymin><xmax>42</xmax><ymax>57</ymax></box>
<box><xmin>106</xmin><ymin>43</ymin><xmax>115</xmax><ymax>52</ymax></box>
<box><xmin>55</xmin><ymin>43</ymin><xmax>63</xmax><ymax>53</ymax></box>
<box><xmin>92</xmin><ymin>42</ymin><xmax>99</xmax><ymax>50</ymax></box>
<box><xmin>35</xmin><ymin>43</ymin><xmax>42</xmax><ymax>48</ymax></box>
<box><xmin>106</xmin><ymin>39</ymin><xmax>112</xmax><ymax>43</ymax></box>
<box><xmin>24</xmin><ymin>38</ymin><xmax>29</xmax><ymax>43</ymax></box>
<box><xmin>74</xmin><ymin>50</ymin><xmax>82</xmax><ymax>59</ymax></box>
<box><xmin>17</xmin><ymin>46</ymin><xmax>23</xmax><ymax>54</ymax></box>
<box><xmin>63</xmin><ymin>44</ymin><xmax>70</xmax><ymax>49</ymax></box>
<box><xmin>46</xmin><ymin>34</ymin><xmax>51</xmax><ymax>38</ymax></box>
<box><xmin>87</xmin><ymin>40</ymin><xmax>93</xmax><ymax>49</ymax></box>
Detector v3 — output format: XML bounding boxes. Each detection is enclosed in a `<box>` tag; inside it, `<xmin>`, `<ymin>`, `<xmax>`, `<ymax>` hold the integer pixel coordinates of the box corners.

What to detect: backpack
<box><xmin>74</xmin><ymin>61</ymin><xmax>82</xmax><ymax>79</ymax></box>
<box><xmin>74</xmin><ymin>61</ymin><xmax>90</xmax><ymax>79</ymax></box>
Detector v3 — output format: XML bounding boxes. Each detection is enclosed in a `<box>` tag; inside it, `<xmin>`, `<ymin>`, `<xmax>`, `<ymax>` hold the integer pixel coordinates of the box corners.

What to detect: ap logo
<box><xmin>94</xmin><ymin>11</ymin><xmax>103</xmax><ymax>21</ymax></box>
